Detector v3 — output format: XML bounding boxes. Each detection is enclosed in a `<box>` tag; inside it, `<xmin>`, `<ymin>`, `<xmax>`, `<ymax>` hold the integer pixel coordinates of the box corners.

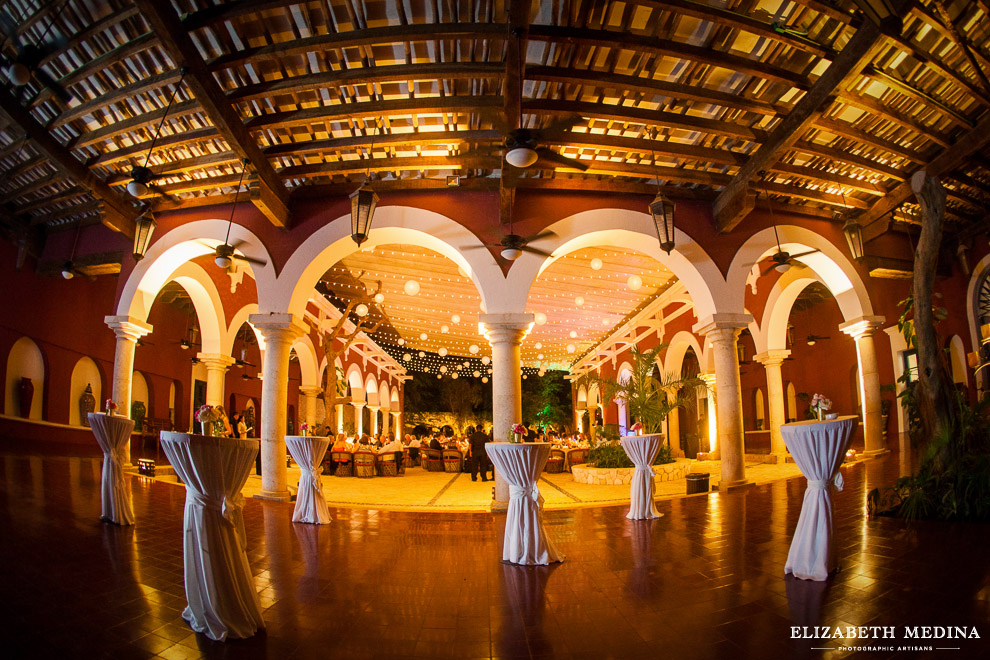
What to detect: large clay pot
<box><xmin>79</xmin><ymin>384</ymin><xmax>96</xmax><ymax>427</ymax></box>
<box><xmin>17</xmin><ymin>377</ymin><xmax>34</xmax><ymax>418</ymax></box>
<box><xmin>131</xmin><ymin>400</ymin><xmax>146</xmax><ymax>432</ymax></box>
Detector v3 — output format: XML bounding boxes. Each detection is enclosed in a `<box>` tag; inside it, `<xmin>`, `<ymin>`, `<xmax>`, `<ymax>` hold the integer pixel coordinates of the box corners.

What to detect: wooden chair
<box><xmin>353</xmin><ymin>451</ymin><xmax>377</xmax><ymax>478</ymax></box>
<box><xmin>422</xmin><ymin>448</ymin><xmax>444</xmax><ymax>472</ymax></box>
<box><xmin>545</xmin><ymin>448</ymin><xmax>565</xmax><ymax>474</ymax></box>
<box><xmin>442</xmin><ymin>448</ymin><xmax>463</xmax><ymax>473</ymax></box>
<box><xmin>377</xmin><ymin>453</ymin><xmax>398</xmax><ymax>477</ymax></box>
<box><xmin>332</xmin><ymin>451</ymin><xmax>353</xmax><ymax>477</ymax></box>
<box><xmin>567</xmin><ymin>448</ymin><xmax>588</xmax><ymax>471</ymax></box>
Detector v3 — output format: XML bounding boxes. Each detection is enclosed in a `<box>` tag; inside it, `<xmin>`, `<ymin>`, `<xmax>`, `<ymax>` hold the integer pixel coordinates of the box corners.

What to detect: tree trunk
<box><xmin>910</xmin><ymin>171</ymin><xmax>957</xmax><ymax>462</ymax></box>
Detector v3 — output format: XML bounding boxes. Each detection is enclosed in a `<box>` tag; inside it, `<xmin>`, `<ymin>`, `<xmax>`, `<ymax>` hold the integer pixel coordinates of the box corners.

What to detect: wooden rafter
<box><xmin>133</xmin><ymin>0</ymin><xmax>291</xmax><ymax>228</ymax></box>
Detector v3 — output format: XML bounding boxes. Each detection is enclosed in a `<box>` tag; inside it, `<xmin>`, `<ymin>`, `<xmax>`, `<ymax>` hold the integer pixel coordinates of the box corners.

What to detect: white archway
<box><xmin>225</xmin><ymin>303</ymin><xmax>261</xmax><ymax>356</ymax></box>
<box><xmin>663</xmin><ymin>331</ymin><xmax>706</xmax><ymax>377</ymax></box>
<box><xmin>505</xmin><ymin>208</ymin><xmax>725</xmax><ymax>320</ymax></box>
<box><xmin>948</xmin><ymin>335</ymin><xmax>968</xmax><ymax>386</ymax></box>
<box><xmin>364</xmin><ymin>374</ymin><xmax>379</xmax><ymax>407</ymax></box>
<box><xmin>5</xmin><ymin>336</ymin><xmax>45</xmax><ymax>419</ymax></box>
<box><xmin>278</xmin><ymin>206</ymin><xmax>505</xmax><ymax>317</ymax></box>
<box><xmin>290</xmin><ymin>335</ymin><xmax>320</xmax><ymax>389</ymax></box>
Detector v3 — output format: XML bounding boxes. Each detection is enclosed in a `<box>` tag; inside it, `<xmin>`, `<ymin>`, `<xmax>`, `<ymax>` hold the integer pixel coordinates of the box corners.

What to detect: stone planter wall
<box><xmin>571</xmin><ymin>458</ymin><xmax>692</xmax><ymax>486</ymax></box>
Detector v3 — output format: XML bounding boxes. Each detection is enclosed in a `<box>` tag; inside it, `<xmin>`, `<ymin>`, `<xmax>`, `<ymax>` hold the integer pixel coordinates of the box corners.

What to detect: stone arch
<box><xmin>966</xmin><ymin>255</ymin><xmax>990</xmax><ymax>389</ymax></box>
<box><xmin>278</xmin><ymin>206</ymin><xmax>505</xmax><ymax>318</ymax></box>
<box><xmin>504</xmin><ymin>208</ymin><xmax>724</xmax><ymax>320</ymax></box>
<box><xmin>948</xmin><ymin>335</ymin><xmax>968</xmax><ymax>387</ymax></box>
<box><xmin>132</xmin><ymin>370</ymin><xmax>150</xmax><ymax>417</ymax></box>
<box><xmin>664</xmin><ymin>331</ymin><xmax>706</xmax><ymax>376</ymax></box>
<box><xmin>379</xmin><ymin>382</ymin><xmax>391</xmax><ymax>412</ymax></box>
<box><xmin>616</xmin><ymin>361</ymin><xmax>633</xmax><ymax>435</ymax></box>
<box><xmin>5</xmin><ymin>336</ymin><xmax>45</xmax><ymax>419</ymax></box>
<box><xmin>576</xmin><ymin>385</ymin><xmax>587</xmax><ymax>408</ymax></box>
<box><xmin>728</xmin><ymin>225</ymin><xmax>873</xmax><ymax>326</ymax></box>
<box><xmin>290</xmin><ymin>335</ymin><xmax>319</xmax><ymax>388</ymax></box>
<box><xmin>346</xmin><ymin>364</ymin><xmax>364</xmax><ymax>402</ymax></box>
<box><xmin>225</xmin><ymin>303</ymin><xmax>261</xmax><ymax>356</ymax></box>
<box><xmin>69</xmin><ymin>356</ymin><xmax>103</xmax><ymax>426</ymax></box>
<box><xmin>364</xmin><ymin>374</ymin><xmax>379</xmax><ymax>407</ymax></box>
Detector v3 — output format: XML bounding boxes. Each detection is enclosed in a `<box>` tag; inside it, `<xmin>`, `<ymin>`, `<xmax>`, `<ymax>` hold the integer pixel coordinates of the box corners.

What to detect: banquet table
<box><xmin>780</xmin><ymin>416</ymin><xmax>857</xmax><ymax>581</ymax></box>
<box><xmin>160</xmin><ymin>432</ymin><xmax>264</xmax><ymax>641</ymax></box>
<box><xmin>561</xmin><ymin>446</ymin><xmax>589</xmax><ymax>472</ymax></box>
<box><xmin>485</xmin><ymin>442</ymin><xmax>563</xmax><ymax>565</ymax></box>
<box><xmin>620</xmin><ymin>434</ymin><xmax>662</xmax><ymax>520</ymax></box>
<box><xmin>285</xmin><ymin>435</ymin><xmax>332</xmax><ymax>524</ymax></box>
<box><xmin>88</xmin><ymin>412</ymin><xmax>136</xmax><ymax>525</ymax></box>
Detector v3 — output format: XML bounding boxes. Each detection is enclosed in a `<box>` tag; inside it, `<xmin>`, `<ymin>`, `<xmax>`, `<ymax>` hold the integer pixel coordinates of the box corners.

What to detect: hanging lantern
<box><xmin>349</xmin><ymin>184</ymin><xmax>379</xmax><ymax>246</ymax></box>
<box><xmin>649</xmin><ymin>192</ymin><xmax>676</xmax><ymax>254</ymax></box>
<box><xmin>132</xmin><ymin>210</ymin><xmax>157</xmax><ymax>261</ymax></box>
<box><xmin>841</xmin><ymin>219</ymin><xmax>865</xmax><ymax>260</ymax></box>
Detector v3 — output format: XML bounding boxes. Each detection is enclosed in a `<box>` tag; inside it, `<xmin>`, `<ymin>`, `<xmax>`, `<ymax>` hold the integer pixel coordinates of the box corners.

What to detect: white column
<box><xmin>391</xmin><ymin>411</ymin><xmax>401</xmax><ymax>436</ymax></box>
<box><xmin>667</xmin><ymin>407</ymin><xmax>682</xmax><ymax>457</ymax></box>
<box><xmin>699</xmin><ymin>372</ymin><xmax>717</xmax><ymax>456</ymax></box>
<box><xmin>380</xmin><ymin>408</ymin><xmax>390</xmax><ymax>435</ymax></box>
<box><xmin>298</xmin><ymin>386</ymin><xmax>322</xmax><ymax>429</ymax></box>
<box><xmin>105</xmin><ymin>315</ymin><xmax>153</xmax><ymax>466</ymax></box>
<box><xmin>695</xmin><ymin>314</ymin><xmax>752</xmax><ymax>489</ymax></box>
<box><xmin>481</xmin><ymin>313</ymin><xmax>533</xmax><ymax>511</ymax></box>
<box><xmin>250</xmin><ymin>313</ymin><xmax>307</xmax><ymax>501</ymax></box>
<box><xmin>352</xmin><ymin>401</ymin><xmax>366</xmax><ymax>435</ymax></box>
<box><xmin>197</xmin><ymin>354</ymin><xmax>236</xmax><ymax>407</ymax></box>
<box><xmin>367</xmin><ymin>405</ymin><xmax>380</xmax><ymax>435</ymax></box>
<box><xmin>840</xmin><ymin>316</ymin><xmax>887</xmax><ymax>456</ymax></box>
<box><xmin>336</xmin><ymin>404</ymin><xmax>345</xmax><ymax>433</ymax></box>
<box><xmin>754</xmin><ymin>349</ymin><xmax>791</xmax><ymax>463</ymax></box>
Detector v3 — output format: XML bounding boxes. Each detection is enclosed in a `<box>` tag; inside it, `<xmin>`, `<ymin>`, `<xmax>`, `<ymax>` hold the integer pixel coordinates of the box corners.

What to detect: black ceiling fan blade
<box><xmin>523</xmin><ymin>229</ymin><xmax>557</xmax><ymax>242</ymax></box>
<box><xmin>519</xmin><ymin>245</ymin><xmax>554</xmax><ymax>257</ymax></box>
<box><xmin>232</xmin><ymin>254</ymin><xmax>268</xmax><ymax>267</ymax></box>
<box><xmin>788</xmin><ymin>249</ymin><xmax>820</xmax><ymax>260</ymax></box>
<box><xmin>535</xmin><ymin>147</ymin><xmax>589</xmax><ymax>172</ymax></box>
<box><xmin>536</xmin><ymin>114</ymin><xmax>583</xmax><ymax>136</ymax></box>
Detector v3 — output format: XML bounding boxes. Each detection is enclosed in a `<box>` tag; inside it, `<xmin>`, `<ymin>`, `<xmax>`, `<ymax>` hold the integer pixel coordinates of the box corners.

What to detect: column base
<box><xmin>716</xmin><ymin>479</ymin><xmax>753</xmax><ymax>491</ymax></box>
<box><xmin>253</xmin><ymin>489</ymin><xmax>292</xmax><ymax>502</ymax></box>
<box><xmin>861</xmin><ymin>448</ymin><xmax>890</xmax><ymax>459</ymax></box>
<box><xmin>767</xmin><ymin>452</ymin><xmax>789</xmax><ymax>465</ymax></box>
<box><xmin>696</xmin><ymin>450</ymin><xmax>720</xmax><ymax>461</ymax></box>
<box><xmin>491</xmin><ymin>499</ymin><xmax>508</xmax><ymax>513</ymax></box>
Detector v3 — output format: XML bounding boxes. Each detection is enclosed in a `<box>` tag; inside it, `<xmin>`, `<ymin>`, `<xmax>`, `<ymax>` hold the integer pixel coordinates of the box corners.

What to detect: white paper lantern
<box><xmin>419</xmin><ymin>332</ymin><xmax>428</xmax><ymax>341</ymax></box>
<box><xmin>567</xmin><ymin>344</ymin><xmax>576</xmax><ymax>353</ymax></box>
<box><xmin>418</xmin><ymin>351</ymin><xmax>426</xmax><ymax>358</ymax></box>
<box><xmin>538</xmin><ymin>370</ymin><xmax>545</xmax><ymax>377</ymax></box>
<box><xmin>355</xmin><ymin>303</ymin><xmax>369</xmax><ymax>317</ymax></box>
<box><xmin>534</xmin><ymin>342</ymin><xmax>542</xmax><ymax>350</ymax></box>
<box><xmin>482</xmin><ymin>377</ymin><xmax>489</xmax><ymax>383</ymax></box>
<box><xmin>463</xmin><ymin>361</ymin><xmax>469</xmax><ymax>367</ymax></box>
<box><xmin>403</xmin><ymin>353</ymin><xmax>411</xmax><ymax>361</ymax></box>
<box><xmin>601</xmin><ymin>318</ymin><xmax>611</xmax><ymax>326</ymax></box>
<box><xmin>397</xmin><ymin>337</ymin><xmax>405</xmax><ymax>345</ymax></box>
<box><xmin>534</xmin><ymin>312</ymin><xmax>547</xmax><ymax>325</ymax></box>
<box><xmin>473</xmin><ymin>371</ymin><xmax>480</xmax><ymax>377</ymax></box>
<box><xmin>627</xmin><ymin>274</ymin><xmax>642</xmax><ymax>291</ymax></box>
<box><xmin>537</xmin><ymin>353</ymin><xmax>544</xmax><ymax>360</ymax></box>
<box><xmin>404</xmin><ymin>280</ymin><xmax>420</xmax><ymax>295</ymax></box>
<box><xmin>441</xmin><ymin>325</ymin><xmax>449</xmax><ymax>333</ymax></box>
<box><xmin>591</xmin><ymin>258</ymin><xmax>603</xmax><ymax>271</ymax></box>
<box><xmin>451</xmin><ymin>314</ymin><xmax>461</xmax><ymax>324</ymax></box>
<box><xmin>575</xmin><ymin>296</ymin><xmax>584</xmax><ymax>306</ymax></box>
<box><xmin>523</xmin><ymin>375</ymin><xmax>528</xmax><ymax>379</ymax></box>
<box><xmin>469</xmin><ymin>344</ymin><xmax>479</xmax><ymax>354</ymax></box>
<box><xmin>425</xmin><ymin>366</ymin><xmax>430</xmax><ymax>372</ymax></box>
<box><xmin>440</xmin><ymin>365</ymin><xmax>448</xmax><ymax>373</ymax></box>
<box><xmin>451</xmin><ymin>372</ymin><xmax>458</xmax><ymax>379</ymax></box>
<box><xmin>438</xmin><ymin>347</ymin><xmax>448</xmax><ymax>356</ymax></box>
<box><xmin>481</xmin><ymin>356</ymin><xmax>491</xmax><ymax>365</ymax></box>
<box><xmin>437</xmin><ymin>374</ymin><xmax>442</xmax><ymax>379</ymax></box>
<box><xmin>570</xmin><ymin>330</ymin><xmax>578</xmax><ymax>338</ymax></box>
<box><xmin>374</xmin><ymin>293</ymin><xmax>385</xmax><ymax>304</ymax></box>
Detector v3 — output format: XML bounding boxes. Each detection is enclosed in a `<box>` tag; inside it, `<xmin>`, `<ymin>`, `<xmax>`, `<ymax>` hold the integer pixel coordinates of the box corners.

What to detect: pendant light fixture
<box><xmin>61</xmin><ymin>219</ymin><xmax>81</xmax><ymax>279</ymax></box>
<box><xmin>127</xmin><ymin>68</ymin><xmax>187</xmax><ymax>197</ymax></box>
<box><xmin>132</xmin><ymin>206</ymin><xmax>156</xmax><ymax>261</ymax></box>
<box><xmin>350</xmin><ymin>118</ymin><xmax>380</xmax><ymax>246</ymax></box>
<box><xmin>647</xmin><ymin>128</ymin><xmax>675</xmax><ymax>254</ymax></box>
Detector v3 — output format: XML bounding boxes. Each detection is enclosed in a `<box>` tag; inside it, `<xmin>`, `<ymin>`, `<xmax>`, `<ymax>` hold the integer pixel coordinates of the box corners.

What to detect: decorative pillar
<box><xmin>105</xmin><ymin>315</ymin><xmax>153</xmax><ymax>466</ymax></box>
<box><xmin>667</xmin><ymin>407</ymin><xmax>682</xmax><ymax>457</ymax></box>
<box><xmin>336</xmin><ymin>404</ymin><xmax>345</xmax><ymax>433</ymax></box>
<box><xmin>840</xmin><ymin>316</ymin><xmax>887</xmax><ymax>456</ymax></box>
<box><xmin>367</xmin><ymin>405</ymin><xmax>380</xmax><ymax>435</ymax></box>
<box><xmin>391</xmin><ymin>411</ymin><xmax>401</xmax><ymax>436</ymax></box>
<box><xmin>695</xmin><ymin>314</ymin><xmax>752</xmax><ymax>489</ymax></box>
<box><xmin>298</xmin><ymin>386</ymin><xmax>322</xmax><ymax>429</ymax></box>
<box><xmin>481</xmin><ymin>312</ymin><xmax>533</xmax><ymax>512</ymax></box>
<box><xmin>197</xmin><ymin>354</ymin><xmax>236</xmax><ymax>407</ymax></box>
<box><xmin>380</xmin><ymin>408</ymin><xmax>390</xmax><ymax>435</ymax></box>
<box><xmin>352</xmin><ymin>401</ymin><xmax>366</xmax><ymax>435</ymax></box>
<box><xmin>754</xmin><ymin>349</ymin><xmax>791</xmax><ymax>463</ymax></box>
<box><xmin>699</xmin><ymin>372</ymin><xmax>717</xmax><ymax>457</ymax></box>
<box><xmin>250</xmin><ymin>313</ymin><xmax>307</xmax><ymax>501</ymax></box>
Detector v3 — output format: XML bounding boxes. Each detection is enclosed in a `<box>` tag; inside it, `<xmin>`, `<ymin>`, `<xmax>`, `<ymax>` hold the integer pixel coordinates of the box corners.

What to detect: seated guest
<box><xmin>332</xmin><ymin>433</ymin><xmax>349</xmax><ymax>452</ymax></box>
<box><xmin>406</xmin><ymin>434</ymin><xmax>421</xmax><ymax>461</ymax></box>
<box><xmin>429</xmin><ymin>435</ymin><xmax>442</xmax><ymax>451</ymax></box>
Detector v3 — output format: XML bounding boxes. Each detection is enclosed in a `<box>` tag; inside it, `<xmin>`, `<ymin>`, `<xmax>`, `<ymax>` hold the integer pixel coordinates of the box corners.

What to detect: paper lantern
<box><xmin>438</xmin><ymin>347</ymin><xmax>448</xmax><ymax>356</ymax></box>
<box><xmin>374</xmin><ymin>293</ymin><xmax>385</xmax><ymax>304</ymax></box>
<box><xmin>590</xmin><ymin>257</ymin><xmax>602</xmax><ymax>270</ymax></box>
<box><xmin>418</xmin><ymin>351</ymin><xmax>426</xmax><ymax>358</ymax></box>
<box><xmin>534</xmin><ymin>312</ymin><xmax>547</xmax><ymax>325</ymax></box>
<box><xmin>534</xmin><ymin>342</ymin><xmax>542</xmax><ymax>350</ymax></box>
<box><xmin>403</xmin><ymin>354</ymin><xmax>411</xmax><ymax>361</ymax></box>
<box><xmin>355</xmin><ymin>303</ymin><xmax>369</xmax><ymax>317</ymax></box>
<box><xmin>482</xmin><ymin>356</ymin><xmax>491</xmax><ymax>365</ymax></box>
<box><xmin>482</xmin><ymin>377</ymin><xmax>489</xmax><ymax>383</ymax></box>
<box><xmin>451</xmin><ymin>314</ymin><xmax>461</xmax><ymax>323</ymax></box>
<box><xmin>570</xmin><ymin>330</ymin><xmax>578</xmax><ymax>338</ymax></box>
<box><xmin>404</xmin><ymin>280</ymin><xmax>420</xmax><ymax>295</ymax></box>
<box><xmin>627</xmin><ymin>274</ymin><xmax>642</xmax><ymax>291</ymax></box>
<box><xmin>441</xmin><ymin>325</ymin><xmax>449</xmax><ymax>333</ymax></box>
<box><xmin>440</xmin><ymin>365</ymin><xmax>448</xmax><ymax>373</ymax></box>
<box><xmin>567</xmin><ymin>344</ymin><xmax>576</xmax><ymax>353</ymax></box>
<box><xmin>469</xmin><ymin>344</ymin><xmax>479</xmax><ymax>354</ymax></box>
<box><xmin>397</xmin><ymin>338</ymin><xmax>404</xmax><ymax>345</ymax></box>
<box><xmin>473</xmin><ymin>371</ymin><xmax>481</xmax><ymax>378</ymax></box>
<box><xmin>575</xmin><ymin>296</ymin><xmax>584</xmax><ymax>306</ymax></box>
<box><xmin>419</xmin><ymin>333</ymin><xmax>428</xmax><ymax>341</ymax></box>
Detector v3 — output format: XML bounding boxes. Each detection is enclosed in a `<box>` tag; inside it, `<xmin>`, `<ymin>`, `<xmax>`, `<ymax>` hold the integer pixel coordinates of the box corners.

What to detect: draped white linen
<box><xmin>780</xmin><ymin>416</ymin><xmax>857</xmax><ymax>581</ymax></box>
<box><xmin>160</xmin><ymin>432</ymin><xmax>264</xmax><ymax>641</ymax></box>
<box><xmin>88</xmin><ymin>412</ymin><xmax>135</xmax><ymax>525</ymax></box>
<box><xmin>620</xmin><ymin>434</ymin><xmax>662</xmax><ymax>520</ymax></box>
<box><xmin>485</xmin><ymin>443</ymin><xmax>563</xmax><ymax>565</ymax></box>
<box><xmin>285</xmin><ymin>435</ymin><xmax>331</xmax><ymax>524</ymax></box>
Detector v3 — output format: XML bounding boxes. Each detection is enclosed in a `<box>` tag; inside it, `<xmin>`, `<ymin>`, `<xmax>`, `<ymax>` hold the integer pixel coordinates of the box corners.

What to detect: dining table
<box><xmin>485</xmin><ymin>442</ymin><xmax>563</xmax><ymax>565</ymax></box>
<box><xmin>619</xmin><ymin>434</ymin><xmax>662</xmax><ymax>520</ymax></box>
<box><xmin>160</xmin><ymin>431</ymin><xmax>265</xmax><ymax>641</ymax></box>
<box><xmin>88</xmin><ymin>412</ymin><xmax>136</xmax><ymax>525</ymax></box>
<box><xmin>779</xmin><ymin>416</ymin><xmax>857</xmax><ymax>581</ymax></box>
<box><xmin>285</xmin><ymin>434</ymin><xmax>332</xmax><ymax>524</ymax></box>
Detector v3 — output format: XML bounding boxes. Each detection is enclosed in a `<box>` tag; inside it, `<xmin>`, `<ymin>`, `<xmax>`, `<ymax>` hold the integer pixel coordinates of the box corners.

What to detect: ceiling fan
<box><xmin>755</xmin><ymin>172</ymin><xmax>819</xmax><ymax>276</ymax></box>
<box><xmin>0</xmin><ymin>4</ymin><xmax>73</xmax><ymax>103</ymax></box>
<box><xmin>806</xmin><ymin>334</ymin><xmax>830</xmax><ymax>346</ymax></box>
<box><xmin>201</xmin><ymin>161</ymin><xmax>268</xmax><ymax>270</ymax></box>
<box><xmin>233</xmin><ymin>327</ymin><xmax>256</xmax><ymax>368</ymax></box>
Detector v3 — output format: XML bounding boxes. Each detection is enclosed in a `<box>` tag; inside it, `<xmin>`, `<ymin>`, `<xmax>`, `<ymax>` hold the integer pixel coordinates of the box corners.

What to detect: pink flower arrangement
<box><xmin>105</xmin><ymin>399</ymin><xmax>117</xmax><ymax>415</ymax></box>
<box><xmin>811</xmin><ymin>393</ymin><xmax>832</xmax><ymax>419</ymax></box>
<box><xmin>195</xmin><ymin>404</ymin><xmax>218</xmax><ymax>423</ymax></box>
<box><xmin>512</xmin><ymin>423</ymin><xmax>526</xmax><ymax>434</ymax></box>
<box><xmin>300</xmin><ymin>422</ymin><xmax>309</xmax><ymax>435</ymax></box>
<box><xmin>630</xmin><ymin>422</ymin><xmax>643</xmax><ymax>433</ymax></box>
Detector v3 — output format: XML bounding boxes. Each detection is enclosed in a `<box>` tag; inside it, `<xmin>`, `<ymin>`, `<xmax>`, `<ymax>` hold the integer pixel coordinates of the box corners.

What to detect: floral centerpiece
<box><xmin>507</xmin><ymin>423</ymin><xmax>526</xmax><ymax>443</ymax></box>
<box><xmin>105</xmin><ymin>399</ymin><xmax>117</xmax><ymax>416</ymax></box>
<box><xmin>630</xmin><ymin>421</ymin><xmax>643</xmax><ymax>436</ymax></box>
<box><xmin>300</xmin><ymin>422</ymin><xmax>309</xmax><ymax>436</ymax></box>
<box><xmin>195</xmin><ymin>404</ymin><xmax>220</xmax><ymax>436</ymax></box>
<box><xmin>810</xmin><ymin>393</ymin><xmax>832</xmax><ymax>421</ymax></box>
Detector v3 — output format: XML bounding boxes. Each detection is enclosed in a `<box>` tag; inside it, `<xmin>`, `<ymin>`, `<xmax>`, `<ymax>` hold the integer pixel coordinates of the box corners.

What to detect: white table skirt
<box><xmin>780</xmin><ymin>416</ymin><xmax>857</xmax><ymax>581</ymax></box>
<box><xmin>285</xmin><ymin>435</ymin><xmax>332</xmax><ymax>524</ymax></box>
<box><xmin>620</xmin><ymin>435</ymin><xmax>662</xmax><ymax>520</ymax></box>
<box><xmin>485</xmin><ymin>443</ymin><xmax>563</xmax><ymax>565</ymax></box>
<box><xmin>160</xmin><ymin>432</ymin><xmax>264</xmax><ymax>641</ymax></box>
<box><xmin>88</xmin><ymin>413</ymin><xmax>135</xmax><ymax>525</ymax></box>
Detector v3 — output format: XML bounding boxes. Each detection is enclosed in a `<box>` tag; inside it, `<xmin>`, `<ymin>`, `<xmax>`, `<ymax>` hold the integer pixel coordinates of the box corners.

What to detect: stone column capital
<box><xmin>351</xmin><ymin>400</ymin><xmax>366</xmax><ymax>409</ymax></box>
<box><xmin>299</xmin><ymin>386</ymin><xmax>322</xmax><ymax>397</ymax></box>
<box><xmin>104</xmin><ymin>315</ymin><xmax>153</xmax><ymax>342</ymax></box>
<box><xmin>692</xmin><ymin>313</ymin><xmax>753</xmax><ymax>337</ymax></box>
<box><xmin>839</xmin><ymin>316</ymin><xmax>885</xmax><ymax>339</ymax></box>
<box><xmin>249</xmin><ymin>313</ymin><xmax>308</xmax><ymax>344</ymax></box>
<box><xmin>366</xmin><ymin>404</ymin><xmax>380</xmax><ymax>412</ymax></box>
<box><xmin>754</xmin><ymin>349</ymin><xmax>791</xmax><ymax>367</ymax></box>
<box><xmin>480</xmin><ymin>313</ymin><xmax>533</xmax><ymax>346</ymax></box>
<box><xmin>196</xmin><ymin>353</ymin><xmax>236</xmax><ymax>371</ymax></box>
<box><xmin>699</xmin><ymin>372</ymin><xmax>717</xmax><ymax>387</ymax></box>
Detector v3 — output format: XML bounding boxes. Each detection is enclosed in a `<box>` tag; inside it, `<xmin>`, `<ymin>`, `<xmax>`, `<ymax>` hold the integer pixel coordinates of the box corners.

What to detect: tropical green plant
<box><xmin>588</xmin><ymin>442</ymin><xmax>633</xmax><ymax>468</ymax></box>
<box><xmin>579</xmin><ymin>344</ymin><xmax>707</xmax><ymax>435</ymax></box>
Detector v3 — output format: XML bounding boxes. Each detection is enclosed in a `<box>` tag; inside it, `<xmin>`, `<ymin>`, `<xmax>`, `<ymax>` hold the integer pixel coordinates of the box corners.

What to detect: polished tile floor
<box><xmin>1</xmin><ymin>448</ymin><xmax>987</xmax><ymax>659</ymax></box>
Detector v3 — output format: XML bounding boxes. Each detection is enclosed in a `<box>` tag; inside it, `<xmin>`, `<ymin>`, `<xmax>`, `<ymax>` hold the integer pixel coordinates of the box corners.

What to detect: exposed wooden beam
<box><xmin>263</xmin><ymin>130</ymin><xmax>502</xmax><ymax>159</ymax></box>
<box><xmin>134</xmin><ymin>0</ymin><xmax>290</xmax><ymax>228</ymax></box>
<box><xmin>858</xmin><ymin>110</ymin><xmax>990</xmax><ymax>241</ymax></box>
<box><xmin>713</xmin><ymin>16</ymin><xmax>887</xmax><ymax>232</ymax></box>
<box><xmin>836</xmin><ymin>92</ymin><xmax>954</xmax><ymax>149</ymax></box>
<box><xmin>69</xmin><ymin>99</ymin><xmax>202</xmax><ymax>151</ymax></box>
<box><xmin>812</xmin><ymin>116</ymin><xmax>933</xmax><ymax>164</ymax></box>
<box><xmin>0</xmin><ymin>86</ymin><xmax>136</xmax><ymax>237</ymax></box>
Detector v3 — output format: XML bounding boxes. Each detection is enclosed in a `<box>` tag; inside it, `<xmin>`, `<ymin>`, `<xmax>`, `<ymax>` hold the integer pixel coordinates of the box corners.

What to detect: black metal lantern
<box><xmin>350</xmin><ymin>184</ymin><xmax>379</xmax><ymax>246</ymax></box>
<box><xmin>132</xmin><ymin>210</ymin><xmax>156</xmax><ymax>261</ymax></box>
<box><xmin>841</xmin><ymin>219</ymin><xmax>865</xmax><ymax>260</ymax></box>
<box><xmin>649</xmin><ymin>192</ymin><xmax>675</xmax><ymax>254</ymax></box>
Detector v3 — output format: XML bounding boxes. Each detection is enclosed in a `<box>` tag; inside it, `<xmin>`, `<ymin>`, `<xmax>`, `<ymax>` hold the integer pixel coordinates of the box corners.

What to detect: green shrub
<box><xmin>588</xmin><ymin>442</ymin><xmax>633</xmax><ymax>468</ymax></box>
